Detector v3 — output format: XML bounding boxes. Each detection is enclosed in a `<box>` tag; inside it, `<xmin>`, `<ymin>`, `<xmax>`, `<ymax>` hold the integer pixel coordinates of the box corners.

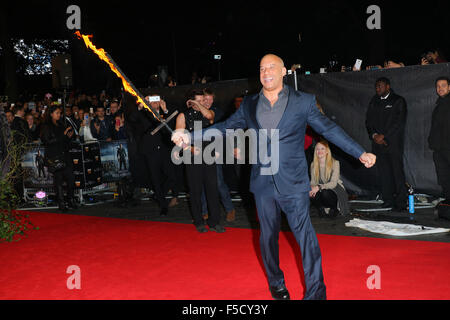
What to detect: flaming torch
<box><xmin>74</xmin><ymin>31</ymin><xmax>178</xmax><ymax>136</ymax></box>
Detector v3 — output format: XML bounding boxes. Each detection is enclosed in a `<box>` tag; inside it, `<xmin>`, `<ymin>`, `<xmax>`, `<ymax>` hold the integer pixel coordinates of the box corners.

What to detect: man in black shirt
<box><xmin>366</xmin><ymin>77</ymin><xmax>408</xmax><ymax>211</ymax></box>
<box><xmin>428</xmin><ymin>76</ymin><xmax>450</xmax><ymax>203</ymax></box>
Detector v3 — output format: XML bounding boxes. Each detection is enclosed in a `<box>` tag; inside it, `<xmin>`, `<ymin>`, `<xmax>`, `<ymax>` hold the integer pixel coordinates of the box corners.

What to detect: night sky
<box><xmin>2</xmin><ymin>0</ymin><xmax>450</xmax><ymax>91</ymax></box>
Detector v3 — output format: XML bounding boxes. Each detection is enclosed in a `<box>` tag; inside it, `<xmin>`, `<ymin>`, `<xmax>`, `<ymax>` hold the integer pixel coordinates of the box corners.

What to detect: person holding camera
<box><xmin>40</xmin><ymin>105</ymin><xmax>77</xmax><ymax>211</ymax></box>
<box><xmin>90</xmin><ymin>106</ymin><xmax>113</xmax><ymax>141</ymax></box>
<box><xmin>136</xmin><ymin>94</ymin><xmax>179</xmax><ymax>215</ymax></box>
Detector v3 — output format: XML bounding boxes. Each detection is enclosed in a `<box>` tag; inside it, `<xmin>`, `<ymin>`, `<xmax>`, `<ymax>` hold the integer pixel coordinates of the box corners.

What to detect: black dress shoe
<box><xmin>160</xmin><ymin>208</ymin><xmax>168</xmax><ymax>216</ymax></box>
<box><xmin>67</xmin><ymin>198</ymin><xmax>78</xmax><ymax>209</ymax></box>
<box><xmin>269</xmin><ymin>286</ymin><xmax>290</xmax><ymax>300</ymax></box>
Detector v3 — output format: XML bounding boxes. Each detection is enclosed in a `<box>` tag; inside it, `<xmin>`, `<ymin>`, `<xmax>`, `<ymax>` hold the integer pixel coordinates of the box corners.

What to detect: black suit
<box><xmin>428</xmin><ymin>93</ymin><xmax>450</xmax><ymax>200</ymax></box>
<box><xmin>130</xmin><ymin>107</ymin><xmax>177</xmax><ymax>209</ymax></box>
<box><xmin>366</xmin><ymin>90</ymin><xmax>407</xmax><ymax>208</ymax></box>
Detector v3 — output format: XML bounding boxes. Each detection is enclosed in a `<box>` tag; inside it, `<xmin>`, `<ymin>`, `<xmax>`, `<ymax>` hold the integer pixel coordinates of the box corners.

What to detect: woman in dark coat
<box><xmin>40</xmin><ymin>105</ymin><xmax>77</xmax><ymax>211</ymax></box>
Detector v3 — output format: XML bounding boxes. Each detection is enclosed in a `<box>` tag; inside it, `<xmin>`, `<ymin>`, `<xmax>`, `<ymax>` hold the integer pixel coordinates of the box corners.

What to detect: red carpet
<box><xmin>1</xmin><ymin>211</ymin><xmax>449</xmax><ymax>300</ymax></box>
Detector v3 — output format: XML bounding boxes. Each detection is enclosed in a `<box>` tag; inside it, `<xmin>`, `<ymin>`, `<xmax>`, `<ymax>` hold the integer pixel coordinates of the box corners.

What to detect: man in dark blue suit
<box><xmin>172</xmin><ymin>54</ymin><xmax>376</xmax><ymax>300</ymax></box>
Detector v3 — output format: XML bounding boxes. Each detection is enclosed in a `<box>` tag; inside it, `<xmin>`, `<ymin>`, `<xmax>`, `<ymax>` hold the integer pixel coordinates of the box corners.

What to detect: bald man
<box><xmin>173</xmin><ymin>54</ymin><xmax>376</xmax><ymax>300</ymax></box>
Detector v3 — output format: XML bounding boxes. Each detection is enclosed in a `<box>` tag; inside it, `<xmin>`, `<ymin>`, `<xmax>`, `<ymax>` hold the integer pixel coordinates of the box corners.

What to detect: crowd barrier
<box><xmin>21</xmin><ymin>139</ymin><xmax>131</xmax><ymax>202</ymax></box>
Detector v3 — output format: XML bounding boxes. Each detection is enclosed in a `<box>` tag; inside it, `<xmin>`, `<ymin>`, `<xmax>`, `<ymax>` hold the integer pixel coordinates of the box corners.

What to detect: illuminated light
<box><xmin>35</xmin><ymin>191</ymin><xmax>47</xmax><ymax>200</ymax></box>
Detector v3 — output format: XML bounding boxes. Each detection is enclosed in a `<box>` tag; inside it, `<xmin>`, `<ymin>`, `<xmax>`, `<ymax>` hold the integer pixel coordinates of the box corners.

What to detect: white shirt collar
<box><xmin>380</xmin><ymin>92</ymin><xmax>390</xmax><ymax>100</ymax></box>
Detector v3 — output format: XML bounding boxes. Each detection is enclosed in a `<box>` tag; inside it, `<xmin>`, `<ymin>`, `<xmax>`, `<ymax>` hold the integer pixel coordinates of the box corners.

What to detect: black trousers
<box><xmin>53</xmin><ymin>161</ymin><xmax>75</xmax><ymax>200</ymax></box>
<box><xmin>375</xmin><ymin>150</ymin><xmax>407</xmax><ymax>208</ymax></box>
<box><xmin>311</xmin><ymin>189</ymin><xmax>337</xmax><ymax>209</ymax></box>
<box><xmin>433</xmin><ymin>150</ymin><xmax>450</xmax><ymax>200</ymax></box>
<box><xmin>185</xmin><ymin>162</ymin><xmax>221</xmax><ymax>227</ymax></box>
<box><xmin>143</xmin><ymin>149</ymin><xmax>178</xmax><ymax>209</ymax></box>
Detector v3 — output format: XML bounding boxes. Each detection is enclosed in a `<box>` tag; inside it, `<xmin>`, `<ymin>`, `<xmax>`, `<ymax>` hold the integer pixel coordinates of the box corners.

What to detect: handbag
<box><xmin>44</xmin><ymin>155</ymin><xmax>66</xmax><ymax>173</ymax></box>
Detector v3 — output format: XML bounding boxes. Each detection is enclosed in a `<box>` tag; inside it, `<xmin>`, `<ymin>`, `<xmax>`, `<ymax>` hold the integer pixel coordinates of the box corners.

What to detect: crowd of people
<box><xmin>0</xmin><ymin>57</ymin><xmax>449</xmax><ymax>231</ymax></box>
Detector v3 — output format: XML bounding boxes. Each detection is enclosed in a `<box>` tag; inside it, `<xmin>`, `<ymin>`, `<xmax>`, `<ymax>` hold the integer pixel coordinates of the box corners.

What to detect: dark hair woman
<box><xmin>40</xmin><ymin>105</ymin><xmax>77</xmax><ymax>211</ymax></box>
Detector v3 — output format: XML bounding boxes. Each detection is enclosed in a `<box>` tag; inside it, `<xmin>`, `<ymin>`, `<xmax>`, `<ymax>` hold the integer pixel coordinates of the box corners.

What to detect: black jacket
<box><xmin>428</xmin><ymin>93</ymin><xmax>450</xmax><ymax>152</ymax></box>
<box><xmin>365</xmin><ymin>90</ymin><xmax>407</xmax><ymax>153</ymax></box>
<box><xmin>10</xmin><ymin>116</ymin><xmax>30</xmax><ymax>145</ymax></box>
<box><xmin>40</xmin><ymin>121</ymin><xmax>72</xmax><ymax>160</ymax></box>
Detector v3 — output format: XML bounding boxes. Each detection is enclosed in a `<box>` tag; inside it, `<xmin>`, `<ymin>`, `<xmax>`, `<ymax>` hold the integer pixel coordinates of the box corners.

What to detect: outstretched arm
<box><xmin>307</xmin><ymin>95</ymin><xmax>376</xmax><ymax>168</ymax></box>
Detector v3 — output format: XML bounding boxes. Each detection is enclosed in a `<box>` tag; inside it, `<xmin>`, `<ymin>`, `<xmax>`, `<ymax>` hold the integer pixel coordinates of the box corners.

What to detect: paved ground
<box><xmin>28</xmin><ymin>191</ymin><xmax>450</xmax><ymax>243</ymax></box>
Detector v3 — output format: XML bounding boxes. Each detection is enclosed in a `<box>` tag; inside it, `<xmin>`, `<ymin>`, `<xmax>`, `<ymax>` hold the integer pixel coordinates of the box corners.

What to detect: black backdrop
<box><xmin>296</xmin><ymin>63</ymin><xmax>450</xmax><ymax>196</ymax></box>
<box><xmin>137</xmin><ymin>63</ymin><xmax>450</xmax><ymax>197</ymax></box>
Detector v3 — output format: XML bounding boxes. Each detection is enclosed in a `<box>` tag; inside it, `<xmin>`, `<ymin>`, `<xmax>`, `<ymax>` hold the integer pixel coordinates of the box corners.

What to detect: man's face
<box><xmin>26</xmin><ymin>115</ymin><xmax>33</xmax><ymax>126</ymax></box>
<box><xmin>375</xmin><ymin>82</ymin><xmax>389</xmax><ymax>97</ymax></box>
<box><xmin>436</xmin><ymin>80</ymin><xmax>450</xmax><ymax>98</ymax></box>
<box><xmin>6</xmin><ymin>112</ymin><xmax>14</xmax><ymax>124</ymax></box>
<box><xmin>96</xmin><ymin>108</ymin><xmax>105</xmax><ymax>118</ymax></box>
<box><xmin>110</xmin><ymin>102</ymin><xmax>119</xmax><ymax>114</ymax></box>
<box><xmin>65</xmin><ymin>107</ymin><xmax>72</xmax><ymax>116</ymax></box>
<box><xmin>259</xmin><ymin>55</ymin><xmax>287</xmax><ymax>92</ymax></box>
<box><xmin>203</xmin><ymin>94</ymin><xmax>214</xmax><ymax>109</ymax></box>
<box><xmin>194</xmin><ymin>95</ymin><xmax>204</xmax><ymax>104</ymax></box>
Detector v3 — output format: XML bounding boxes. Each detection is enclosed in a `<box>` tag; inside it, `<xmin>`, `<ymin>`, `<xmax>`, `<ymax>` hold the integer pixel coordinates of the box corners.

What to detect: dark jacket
<box><xmin>203</xmin><ymin>85</ymin><xmax>365</xmax><ymax>195</ymax></box>
<box><xmin>428</xmin><ymin>93</ymin><xmax>450</xmax><ymax>151</ymax></box>
<box><xmin>365</xmin><ymin>90</ymin><xmax>407</xmax><ymax>154</ymax></box>
<box><xmin>10</xmin><ymin>116</ymin><xmax>30</xmax><ymax>145</ymax></box>
<box><xmin>40</xmin><ymin>121</ymin><xmax>72</xmax><ymax>160</ymax></box>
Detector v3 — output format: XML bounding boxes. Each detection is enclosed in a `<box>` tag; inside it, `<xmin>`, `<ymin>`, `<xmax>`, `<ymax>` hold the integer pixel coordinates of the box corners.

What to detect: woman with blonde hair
<box><xmin>309</xmin><ymin>139</ymin><xmax>350</xmax><ymax>217</ymax></box>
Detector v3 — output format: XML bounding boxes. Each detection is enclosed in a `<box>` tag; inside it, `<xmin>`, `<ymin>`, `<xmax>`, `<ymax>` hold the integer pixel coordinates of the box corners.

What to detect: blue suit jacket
<box><xmin>203</xmin><ymin>85</ymin><xmax>366</xmax><ymax>196</ymax></box>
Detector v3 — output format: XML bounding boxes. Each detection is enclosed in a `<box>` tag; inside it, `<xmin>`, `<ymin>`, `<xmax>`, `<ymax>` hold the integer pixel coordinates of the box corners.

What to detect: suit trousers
<box><xmin>143</xmin><ymin>149</ymin><xmax>177</xmax><ymax>209</ymax></box>
<box><xmin>375</xmin><ymin>150</ymin><xmax>407</xmax><ymax>208</ymax></box>
<box><xmin>185</xmin><ymin>162</ymin><xmax>221</xmax><ymax>228</ymax></box>
<box><xmin>253</xmin><ymin>178</ymin><xmax>326</xmax><ymax>300</ymax></box>
<box><xmin>433</xmin><ymin>150</ymin><xmax>450</xmax><ymax>200</ymax></box>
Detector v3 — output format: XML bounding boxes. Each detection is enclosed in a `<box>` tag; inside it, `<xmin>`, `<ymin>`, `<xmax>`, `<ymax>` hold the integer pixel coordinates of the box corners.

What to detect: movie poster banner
<box><xmin>99</xmin><ymin>140</ymin><xmax>130</xmax><ymax>183</ymax></box>
<box><xmin>22</xmin><ymin>141</ymin><xmax>104</xmax><ymax>190</ymax></box>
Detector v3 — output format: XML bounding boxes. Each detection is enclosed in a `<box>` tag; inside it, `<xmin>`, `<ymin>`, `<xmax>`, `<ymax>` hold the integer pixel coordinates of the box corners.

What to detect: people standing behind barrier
<box><xmin>40</xmin><ymin>105</ymin><xmax>77</xmax><ymax>211</ymax></box>
<box><xmin>111</xmin><ymin>113</ymin><xmax>127</xmax><ymax>141</ymax></box>
<box><xmin>136</xmin><ymin>94</ymin><xmax>179</xmax><ymax>216</ymax></box>
<box><xmin>366</xmin><ymin>77</ymin><xmax>408</xmax><ymax>211</ymax></box>
<box><xmin>200</xmin><ymin>88</ymin><xmax>236</xmax><ymax>222</ymax></box>
<box><xmin>428</xmin><ymin>76</ymin><xmax>450</xmax><ymax>204</ymax></box>
<box><xmin>25</xmin><ymin>113</ymin><xmax>40</xmax><ymax>142</ymax></box>
<box><xmin>309</xmin><ymin>140</ymin><xmax>350</xmax><ymax>217</ymax></box>
<box><xmin>174</xmin><ymin>89</ymin><xmax>224</xmax><ymax>233</ymax></box>
<box><xmin>90</xmin><ymin>106</ymin><xmax>113</xmax><ymax>141</ymax></box>
<box><xmin>420</xmin><ymin>49</ymin><xmax>447</xmax><ymax>65</ymax></box>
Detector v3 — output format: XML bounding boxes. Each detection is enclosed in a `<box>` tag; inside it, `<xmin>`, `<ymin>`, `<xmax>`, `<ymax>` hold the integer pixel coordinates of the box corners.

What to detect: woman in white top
<box><xmin>309</xmin><ymin>139</ymin><xmax>350</xmax><ymax>217</ymax></box>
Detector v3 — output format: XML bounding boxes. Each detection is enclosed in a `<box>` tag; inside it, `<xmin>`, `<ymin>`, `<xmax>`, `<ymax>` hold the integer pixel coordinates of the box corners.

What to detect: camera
<box><xmin>148</xmin><ymin>96</ymin><xmax>160</xmax><ymax>102</ymax></box>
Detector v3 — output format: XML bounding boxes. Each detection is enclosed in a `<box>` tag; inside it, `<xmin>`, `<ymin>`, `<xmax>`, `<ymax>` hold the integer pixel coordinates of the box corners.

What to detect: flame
<box><xmin>74</xmin><ymin>31</ymin><xmax>158</xmax><ymax>120</ymax></box>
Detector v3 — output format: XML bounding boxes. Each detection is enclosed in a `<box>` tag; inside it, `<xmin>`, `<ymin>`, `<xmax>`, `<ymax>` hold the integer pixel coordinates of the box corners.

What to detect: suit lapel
<box><xmin>275</xmin><ymin>86</ymin><xmax>294</xmax><ymax>131</ymax></box>
<box><xmin>247</xmin><ymin>94</ymin><xmax>261</xmax><ymax>129</ymax></box>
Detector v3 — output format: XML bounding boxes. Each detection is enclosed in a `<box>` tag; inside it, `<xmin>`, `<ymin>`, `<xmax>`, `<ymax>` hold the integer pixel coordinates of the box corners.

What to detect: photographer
<box><xmin>135</xmin><ymin>94</ymin><xmax>179</xmax><ymax>215</ymax></box>
<box><xmin>421</xmin><ymin>49</ymin><xmax>447</xmax><ymax>65</ymax></box>
<box><xmin>40</xmin><ymin>105</ymin><xmax>77</xmax><ymax>211</ymax></box>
